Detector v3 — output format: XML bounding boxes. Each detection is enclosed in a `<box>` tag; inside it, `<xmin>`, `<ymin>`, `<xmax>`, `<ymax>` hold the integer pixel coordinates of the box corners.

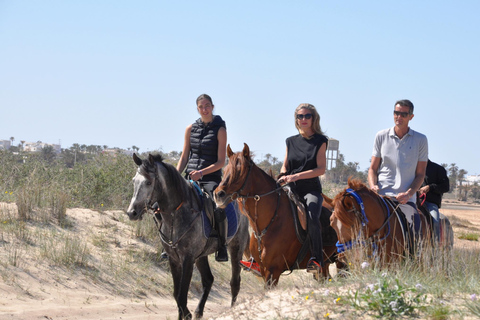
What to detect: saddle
<box><xmin>383</xmin><ymin>197</ymin><xmax>420</xmax><ymax>257</ymax></box>
<box><xmin>281</xmin><ymin>185</ymin><xmax>338</xmax><ymax>270</ymax></box>
<box><xmin>191</xmin><ymin>181</ymin><xmax>217</xmax><ymax>231</ymax></box>
<box><xmin>191</xmin><ymin>181</ymin><xmax>237</xmax><ymax>240</ymax></box>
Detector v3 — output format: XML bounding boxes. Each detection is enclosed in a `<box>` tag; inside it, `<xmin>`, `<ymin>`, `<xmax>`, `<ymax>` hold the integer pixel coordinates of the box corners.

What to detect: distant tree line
<box><xmin>1</xmin><ymin>142</ymin><xmax>477</xmax><ymax>212</ymax></box>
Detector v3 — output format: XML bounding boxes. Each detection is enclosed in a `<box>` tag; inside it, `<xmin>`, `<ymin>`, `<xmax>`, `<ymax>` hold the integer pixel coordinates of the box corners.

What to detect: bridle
<box><xmin>335</xmin><ymin>188</ymin><xmax>397</xmax><ymax>256</ymax></box>
<box><xmin>146</xmin><ymin>162</ymin><xmax>202</xmax><ymax>253</ymax></box>
<box><xmin>225</xmin><ymin>159</ymin><xmax>284</xmax><ymax>261</ymax></box>
<box><xmin>228</xmin><ymin>160</ymin><xmax>282</xmax><ymax>201</ymax></box>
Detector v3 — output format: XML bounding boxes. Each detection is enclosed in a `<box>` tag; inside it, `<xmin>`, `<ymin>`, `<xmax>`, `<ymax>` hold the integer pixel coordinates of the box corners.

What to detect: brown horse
<box><xmin>331</xmin><ymin>178</ymin><xmax>431</xmax><ymax>265</ymax></box>
<box><xmin>214</xmin><ymin>143</ymin><xmax>340</xmax><ymax>286</ymax></box>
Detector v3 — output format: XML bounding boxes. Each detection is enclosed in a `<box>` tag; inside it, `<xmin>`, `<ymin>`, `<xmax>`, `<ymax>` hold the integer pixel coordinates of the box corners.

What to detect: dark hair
<box><xmin>395</xmin><ymin>99</ymin><xmax>414</xmax><ymax>114</ymax></box>
<box><xmin>196</xmin><ymin>94</ymin><xmax>213</xmax><ymax>105</ymax></box>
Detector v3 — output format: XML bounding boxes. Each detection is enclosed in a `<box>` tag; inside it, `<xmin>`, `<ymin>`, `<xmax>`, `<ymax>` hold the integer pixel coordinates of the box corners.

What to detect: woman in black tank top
<box><xmin>278</xmin><ymin>103</ymin><xmax>328</xmax><ymax>277</ymax></box>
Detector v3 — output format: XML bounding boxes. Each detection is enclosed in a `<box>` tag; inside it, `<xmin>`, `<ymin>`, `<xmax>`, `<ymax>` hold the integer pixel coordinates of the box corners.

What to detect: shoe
<box><xmin>306</xmin><ymin>258</ymin><xmax>323</xmax><ymax>276</ymax></box>
<box><xmin>215</xmin><ymin>245</ymin><xmax>228</xmax><ymax>262</ymax></box>
<box><xmin>239</xmin><ymin>260</ymin><xmax>262</xmax><ymax>277</ymax></box>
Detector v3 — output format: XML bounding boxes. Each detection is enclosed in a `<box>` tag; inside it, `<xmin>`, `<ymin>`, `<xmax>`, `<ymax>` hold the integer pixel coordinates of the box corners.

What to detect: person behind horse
<box><xmin>176</xmin><ymin>93</ymin><xmax>229</xmax><ymax>262</ymax></box>
<box><xmin>368</xmin><ymin>99</ymin><xmax>428</xmax><ymax>235</ymax></box>
<box><xmin>419</xmin><ymin>159</ymin><xmax>450</xmax><ymax>242</ymax></box>
<box><xmin>277</xmin><ymin>103</ymin><xmax>328</xmax><ymax>276</ymax></box>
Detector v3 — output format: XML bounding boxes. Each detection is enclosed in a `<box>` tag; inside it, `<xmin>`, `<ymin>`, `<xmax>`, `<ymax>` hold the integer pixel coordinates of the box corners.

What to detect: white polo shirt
<box><xmin>372</xmin><ymin>127</ymin><xmax>428</xmax><ymax>203</ymax></box>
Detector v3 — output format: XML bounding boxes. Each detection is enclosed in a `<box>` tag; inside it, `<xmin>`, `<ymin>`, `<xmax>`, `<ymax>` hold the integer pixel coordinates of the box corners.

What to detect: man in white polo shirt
<box><xmin>368</xmin><ymin>99</ymin><xmax>428</xmax><ymax>227</ymax></box>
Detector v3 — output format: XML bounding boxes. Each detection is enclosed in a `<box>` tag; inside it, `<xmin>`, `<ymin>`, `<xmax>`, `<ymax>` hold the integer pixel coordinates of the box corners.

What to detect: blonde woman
<box><xmin>278</xmin><ymin>103</ymin><xmax>328</xmax><ymax>276</ymax></box>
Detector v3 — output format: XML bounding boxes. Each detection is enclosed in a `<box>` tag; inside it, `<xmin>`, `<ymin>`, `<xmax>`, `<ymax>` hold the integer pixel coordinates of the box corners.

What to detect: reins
<box><xmin>335</xmin><ymin>189</ymin><xmax>399</xmax><ymax>255</ymax></box>
<box><xmin>230</xmin><ymin>160</ymin><xmax>284</xmax><ymax>201</ymax></box>
<box><xmin>151</xmin><ymin>164</ymin><xmax>202</xmax><ymax>252</ymax></box>
<box><xmin>229</xmin><ymin>160</ymin><xmax>283</xmax><ymax>263</ymax></box>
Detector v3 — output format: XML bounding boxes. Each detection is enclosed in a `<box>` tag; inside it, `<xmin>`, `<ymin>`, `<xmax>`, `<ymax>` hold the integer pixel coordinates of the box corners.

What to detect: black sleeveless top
<box><xmin>285</xmin><ymin>133</ymin><xmax>328</xmax><ymax>195</ymax></box>
<box><xmin>186</xmin><ymin>115</ymin><xmax>226</xmax><ymax>182</ymax></box>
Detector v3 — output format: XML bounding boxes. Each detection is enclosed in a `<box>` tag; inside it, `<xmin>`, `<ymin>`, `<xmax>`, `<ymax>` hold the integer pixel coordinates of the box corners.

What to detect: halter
<box><xmin>149</xmin><ymin>163</ymin><xmax>202</xmax><ymax>252</ymax></box>
<box><xmin>335</xmin><ymin>189</ymin><xmax>393</xmax><ymax>256</ymax></box>
<box><xmin>228</xmin><ymin>160</ymin><xmax>283</xmax><ymax>263</ymax></box>
<box><xmin>229</xmin><ymin>160</ymin><xmax>283</xmax><ymax>201</ymax></box>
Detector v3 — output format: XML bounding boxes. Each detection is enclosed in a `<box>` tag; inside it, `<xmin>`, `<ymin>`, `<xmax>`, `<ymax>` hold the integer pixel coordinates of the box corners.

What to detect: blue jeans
<box><xmin>425</xmin><ymin>202</ymin><xmax>440</xmax><ymax>242</ymax></box>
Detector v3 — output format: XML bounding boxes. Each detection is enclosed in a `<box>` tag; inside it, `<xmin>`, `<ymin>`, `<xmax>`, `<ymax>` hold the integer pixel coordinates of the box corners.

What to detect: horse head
<box><xmin>127</xmin><ymin>153</ymin><xmax>185</xmax><ymax>221</ymax></box>
<box><xmin>330</xmin><ymin>178</ymin><xmax>370</xmax><ymax>243</ymax></box>
<box><xmin>126</xmin><ymin>153</ymin><xmax>158</xmax><ymax>220</ymax></box>
<box><xmin>214</xmin><ymin>143</ymin><xmax>253</xmax><ymax>208</ymax></box>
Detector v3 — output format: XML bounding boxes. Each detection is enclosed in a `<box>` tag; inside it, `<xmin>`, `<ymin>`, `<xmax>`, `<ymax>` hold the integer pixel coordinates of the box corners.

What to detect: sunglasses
<box><xmin>393</xmin><ymin>111</ymin><xmax>411</xmax><ymax>118</ymax></box>
<box><xmin>296</xmin><ymin>114</ymin><xmax>312</xmax><ymax>120</ymax></box>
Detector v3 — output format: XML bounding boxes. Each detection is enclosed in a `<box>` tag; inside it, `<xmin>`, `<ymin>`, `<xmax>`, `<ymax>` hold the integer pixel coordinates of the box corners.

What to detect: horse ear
<box><xmin>133</xmin><ymin>153</ymin><xmax>142</xmax><ymax>166</ymax></box>
<box><xmin>148</xmin><ymin>154</ymin><xmax>155</xmax><ymax>165</ymax></box>
<box><xmin>242</xmin><ymin>143</ymin><xmax>250</xmax><ymax>159</ymax></box>
<box><xmin>227</xmin><ymin>144</ymin><xmax>234</xmax><ymax>157</ymax></box>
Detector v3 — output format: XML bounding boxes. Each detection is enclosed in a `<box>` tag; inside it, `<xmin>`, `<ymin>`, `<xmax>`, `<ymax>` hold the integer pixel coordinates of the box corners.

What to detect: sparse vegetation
<box><xmin>458</xmin><ymin>233</ymin><xmax>479</xmax><ymax>241</ymax></box>
<box><xmin>1</xmin><ymin>148</ymin><xmax>480</xmax><ymax>318</ymax></box>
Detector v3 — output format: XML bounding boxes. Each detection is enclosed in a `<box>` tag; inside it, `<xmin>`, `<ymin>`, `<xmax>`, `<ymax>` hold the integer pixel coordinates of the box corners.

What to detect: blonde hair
<box><xmin>294</xmin><ymin>103</ymin><xmax>323</xmax><ymax>135</ymax></box>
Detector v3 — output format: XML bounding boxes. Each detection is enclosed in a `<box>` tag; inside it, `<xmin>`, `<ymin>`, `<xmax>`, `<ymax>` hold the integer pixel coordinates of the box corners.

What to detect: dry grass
<box><xmin>2</xmin><ymin>201</ymin><xmax>480</xmax><ymax>319</ymax></box>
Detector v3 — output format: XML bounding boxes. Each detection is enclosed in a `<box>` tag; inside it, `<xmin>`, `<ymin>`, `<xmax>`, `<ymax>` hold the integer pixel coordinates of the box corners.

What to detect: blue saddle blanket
<box><xmin>190</xmin><ymin>181</ymin><xmax>239</xmax><ymax>240</ymax></box>
<box><xmin>201</xmin><ymin>202</ymin><xmax>239</xmax><ymax>240</ymax></box>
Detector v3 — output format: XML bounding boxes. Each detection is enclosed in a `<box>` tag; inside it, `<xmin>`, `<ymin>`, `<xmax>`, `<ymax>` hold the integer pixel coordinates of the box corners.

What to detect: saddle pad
<box><xmin>201</xmin><ymin>202</ymin><xmax>238</xmax><ymax>240</ymax></box>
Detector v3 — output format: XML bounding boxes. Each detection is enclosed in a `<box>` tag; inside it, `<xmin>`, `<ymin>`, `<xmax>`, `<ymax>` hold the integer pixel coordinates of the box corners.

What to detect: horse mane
<box><xmin>140</xmin><ymin>153</ymin><xmax>186</xmax><ymax>203</ymax></box>
<box><xmin>332</xmin><ymin>178</ymin><xmax>369</xmax><ymax>226</ymax></box>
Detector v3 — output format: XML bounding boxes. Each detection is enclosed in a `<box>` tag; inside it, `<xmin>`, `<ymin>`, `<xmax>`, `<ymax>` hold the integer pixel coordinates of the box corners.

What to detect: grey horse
<box><xmin>126</xmin><ymin>153</ymin><xmax>249</xmax><ymax>320</ymax></box>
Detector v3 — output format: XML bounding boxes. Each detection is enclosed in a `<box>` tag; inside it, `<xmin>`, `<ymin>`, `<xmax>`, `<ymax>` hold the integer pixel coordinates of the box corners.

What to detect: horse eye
<box><xmin>146</xmin><ymin>181</ymin><xmax>152</xmax><ymax>186</ymax></box>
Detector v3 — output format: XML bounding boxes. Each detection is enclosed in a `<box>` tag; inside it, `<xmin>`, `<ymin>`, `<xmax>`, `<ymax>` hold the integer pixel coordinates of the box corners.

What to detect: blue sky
<box><xmin>1</xmin><ymin>1</ymin><xmax>479</xmax><ymax>175</ymax></box>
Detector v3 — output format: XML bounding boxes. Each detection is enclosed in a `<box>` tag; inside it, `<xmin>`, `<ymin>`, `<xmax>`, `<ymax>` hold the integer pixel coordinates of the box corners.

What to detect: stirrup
<box><xmin>239</xmin><ymin>258</ymin><xmax>261</xmax><ymax>277</ymax></box>
<box><xmin>306</xmin><ymin>258</ymin><xmax>323</xmax><ymax>275</ymax></box>
<box><xmin>215</xmin><ymin>246</ymin><xmax>228</xmax><ymax>262</ymax></box>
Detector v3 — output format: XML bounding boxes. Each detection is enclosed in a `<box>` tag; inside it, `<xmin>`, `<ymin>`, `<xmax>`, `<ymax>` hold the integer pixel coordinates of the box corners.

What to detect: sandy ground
<box><xmin>1</xmin><ymin>199</ymin><xmax>480</xmax><ymax>320</ymax></box>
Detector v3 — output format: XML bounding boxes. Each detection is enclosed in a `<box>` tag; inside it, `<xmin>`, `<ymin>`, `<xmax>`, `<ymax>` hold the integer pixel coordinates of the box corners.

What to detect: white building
<box><xmin>23</xmin><ymin>142</ymin><xmax>61</xmax><ymax>154</ymax></box>
<box><xmin>0</xmin><ymin>140</ymin><xmax>12</xmax><ymax>150</ymax></box>
<box><xmin>464</xmin><ymin>175</ymin><xmax>480</xmax><ymax>186</ymax></box>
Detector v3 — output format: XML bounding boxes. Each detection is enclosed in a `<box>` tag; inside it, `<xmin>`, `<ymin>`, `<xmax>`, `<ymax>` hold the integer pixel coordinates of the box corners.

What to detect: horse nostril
<box><xmin>217</xmin><ymin>190</ymin><xmax>225</xmax><ymax>198</ymax></box>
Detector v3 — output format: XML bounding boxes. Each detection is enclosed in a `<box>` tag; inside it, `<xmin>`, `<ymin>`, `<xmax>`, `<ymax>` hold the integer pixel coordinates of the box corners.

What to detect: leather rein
<box><xmin>335</xmin><ymin>188</ymin><xmax>397</xmax><ymax>255</ymax></box>
<box><xmin>149</xmin><ymin>165</ymin><xmax>202</xmax><ymax>252</ymax></box>
<box><xmin>228</xmin><ymin>160</ymin><xmax>283</xmax><ymax>259</ymax></box>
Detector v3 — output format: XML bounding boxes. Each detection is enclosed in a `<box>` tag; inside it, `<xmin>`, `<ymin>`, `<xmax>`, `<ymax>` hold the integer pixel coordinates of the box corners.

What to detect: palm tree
<box><xmin>265</xmin><ymin>153</ymin><xmax>272</xmax><ymax>164</ymax></box>
<box><xmin>458</xmin><ymin>168</ymin><xmax>468</xmax><ymax>201</ymax></box>
<box><xmin>9</xmin><ymin>137</ymin><xmax>14</xmax><ymax>147</ymax></box>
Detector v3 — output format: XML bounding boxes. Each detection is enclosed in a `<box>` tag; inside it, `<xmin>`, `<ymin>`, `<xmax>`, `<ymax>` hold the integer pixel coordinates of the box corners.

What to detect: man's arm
<box><xmin>397</xmin><ymin>160</ymin><xmax>427</xmax><ymax>204</ymax></box>
<box><xmin>368</xmin><ymin>156</ymin><xmax>381</xmax><ymax>193</ymax></box>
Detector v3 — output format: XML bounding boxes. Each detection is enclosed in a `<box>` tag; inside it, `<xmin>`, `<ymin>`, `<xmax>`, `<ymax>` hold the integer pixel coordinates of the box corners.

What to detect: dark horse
<box><xmin>214</xmin><ymin>144</ymin><xmax>341</xmax><ymax>286</ymax></box>
<box><xmin>330</xmin><ymin>178</ymin><xmax>431</xmax><ymax>265</ymax></box>
<box><xmin>126</xmin><ymin>153</ymin><xmax>249</xmax><ymax>320</ymax></box>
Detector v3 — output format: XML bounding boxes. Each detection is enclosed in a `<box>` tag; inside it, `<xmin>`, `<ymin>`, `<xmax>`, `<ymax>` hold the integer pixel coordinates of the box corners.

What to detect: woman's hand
<box><xmin>277</xmin><ymin>174</ymin><xmax>297</xmax><ymax>185</ymax></box>
<box><xmin>190</xmin><ymin>170</ymin><xmax>203</xmax><ymax>181</ymax></box>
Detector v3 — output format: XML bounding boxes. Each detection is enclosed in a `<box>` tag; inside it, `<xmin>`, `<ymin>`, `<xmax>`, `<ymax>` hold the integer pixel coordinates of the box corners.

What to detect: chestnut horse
<box><xmin>330</xmin><ymin>178</ymin><xmax>431</xmax><ymax>264</ymax></box>
<box><xmin>214</xmin><ymin>144</ymin><xmax>340</xmax><ymax>285</ymax></box>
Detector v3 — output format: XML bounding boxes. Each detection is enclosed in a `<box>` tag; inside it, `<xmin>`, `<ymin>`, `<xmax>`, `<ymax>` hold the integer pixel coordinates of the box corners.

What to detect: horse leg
<box><xmin>170</xmin><ymin>257</ymin><xmax>194</xmax><ymax>320</ymax></box>
<box><xmin>263</xmin><ymin>268</ymin><xmax>280</xmax><ymax>288</ymax></box>
<box><xmin>227</xmin><ymin>240</ymin><xmax>244</xmax><ymax>306</ymax></box>
<box><xmin>193</xmin><ymin>256</ymin><xmax>213</xmax><ymax>319</ymax></box>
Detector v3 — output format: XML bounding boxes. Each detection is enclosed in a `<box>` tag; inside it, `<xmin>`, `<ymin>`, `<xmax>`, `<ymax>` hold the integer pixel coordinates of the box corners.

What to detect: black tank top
<box><xmin>285</xmin><ymin>133</ymin><xmax>328</xmax><ymax>195</ymax></box>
